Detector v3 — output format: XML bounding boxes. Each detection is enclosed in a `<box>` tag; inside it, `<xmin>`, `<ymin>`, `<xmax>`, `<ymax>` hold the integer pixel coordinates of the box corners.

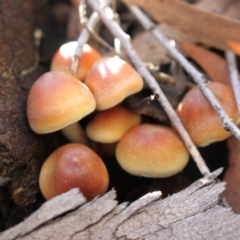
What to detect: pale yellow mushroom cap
<box><xmin>27</xmin><ymin>71</ymin><xmax>96</xmax><ymax>134</ymax></box>
<box><xmin>86</xmin><ymin>105</ymin><xmax>141</xmax><ymax>143</ymax></box>
<box><xmin>84</xmin><ymin>56</ymin><xmax>144</xmax><ymax>110</ymax></box>
<box><xmin>50</xmin><ymin>41</ymin><xmax>101</xmax><ymax>81</ymax></box>
<box><xmin>116</xmin><ymin>124</ymin><xmax>189</xmax><ymax>178</ymax></box>
<box><xmin>177</xmin><ymin>81</ymin><xmax>239</xmax><ymax>147</ymax></box>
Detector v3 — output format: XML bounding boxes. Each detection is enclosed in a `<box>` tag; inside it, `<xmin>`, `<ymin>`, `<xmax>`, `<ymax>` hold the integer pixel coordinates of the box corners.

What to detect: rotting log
<box><xmin>0</xmin><ymin>0</ymin><xmax>66</xmax><ymax>228</ymax></box>
<box><xmin>1</xmin><ymin>169</ymin><xmax>240</xmax><ymax>240</ymax></box>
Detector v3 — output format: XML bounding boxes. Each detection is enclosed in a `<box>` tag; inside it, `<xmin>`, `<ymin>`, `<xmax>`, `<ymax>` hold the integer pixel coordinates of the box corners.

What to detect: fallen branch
<box><xmin>86</xmin><ymin>0</ymin><xmax>210</xmax><ymax>176</ymax></box>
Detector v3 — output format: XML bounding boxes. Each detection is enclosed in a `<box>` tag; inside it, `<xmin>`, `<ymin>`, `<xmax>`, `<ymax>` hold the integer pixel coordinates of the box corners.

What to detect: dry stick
<box><xmin>128</xmin><ymin>5</ymin><xmax>240</xmax><ymax>141</ymax></box>
<box><xmin>70</xmin><ymin>0</ymin><xmax>112</xmax><ymax>74</ymax></box>
<box><xmin>87</xmin><ymin>0</ymin><xmax>210</xmax><ymax>175</ymax></box>
<box><xmin>225</xmin><ymin>50</ymin><xmax>240</xmax><ymax>114</ymax></box>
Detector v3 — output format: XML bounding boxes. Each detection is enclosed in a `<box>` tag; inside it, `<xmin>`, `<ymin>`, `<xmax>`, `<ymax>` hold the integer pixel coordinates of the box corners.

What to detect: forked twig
<box><xmin>128</xmin><ymin>5</ymin><xmax>240</xmax><ymax>139</ymax></box>
<box><xmin>70</xmin><ymin>0</ymin><xmax>112</xmax><ymax>74</ymax></box>
<box><xmin>87</xmin><ymin>0</ymin><xmax>210</xmax><ymax>175</ymax></box>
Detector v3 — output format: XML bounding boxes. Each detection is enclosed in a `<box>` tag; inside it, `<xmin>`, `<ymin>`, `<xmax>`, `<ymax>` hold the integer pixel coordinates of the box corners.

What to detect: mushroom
<box><xmin>86</xmin><ymin>105</ymin><xmax>141</xmax><ymax>143</ymax></box>
<box><xmin>177</xmin><ymin>81</ymin><xmax>239</xmax><ymax>147</ymax></box>
<box><xmin>50</xmin><ymin>41</ymin><xmax>101</xmax><ymax>81</ymax></box>
<box><xmin>116</xmin><ymin>124</ymin><xmax>189</xmax><ymax>178</ymax></box>
<box><xmin>39</xmin><ymin>143</ymin><xmax>109</xmax><ymax>200</ymax></box>
<box><xmin>27</xmin><ymin>71</ymin><xmax>96</xmax><ymax>144</ymax></box>
<box><xmin>84</xmin><ymin>56</ymin><xmax>144</xmax><ymax>110</ymax></box>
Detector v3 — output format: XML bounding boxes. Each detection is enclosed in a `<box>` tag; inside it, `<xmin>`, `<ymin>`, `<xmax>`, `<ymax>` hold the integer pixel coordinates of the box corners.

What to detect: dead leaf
<box><xmin>132</xmin><ymin>23</ymin><xmax>196</xmax><ymax>65</ymax></box>
<box><xmin>194</xmin><ymin>0</ymin><xmax>240</xmax><ymax>55</ymax></box>
<box><xmin>223</xmin><ymin>1</ymin><xmax>240</xmax><ymax>21</ymax></box>
<box><xmin>131</xmin><ymin>30</ymin><xmax>170</xmax><ymax>65</ymax></box>
<box><xmin>170</xmin><ymin>61</ymin><xmax>188</xmax><ymax>95</ymax></box>
<box><xmin>227</xmin><ymin>40</ymin><xmax>240</xmax><ymax>55</ymax></box>
<box><xmin>158</xmin><ymin>23</ymin><xmax>196</xmax><ymax>44</ymax></box>
<box><xmin>195</xmin><ymin>0</ymin><xmax>234</xmax><ymax>14</ymax></box>
<box><xmin>122</xmin><ymin>0</ymin><xmax>240</xmax><ymax>54</ymax></box>
<box><xmin>195</xmin><ymin>0</ymin><xmax>240</xmax><ymax>20</ymax></box>
<box><xmin>180</xmin><ymin>42</ymin><xmax>231</xmax><ymax>86</ymax></box>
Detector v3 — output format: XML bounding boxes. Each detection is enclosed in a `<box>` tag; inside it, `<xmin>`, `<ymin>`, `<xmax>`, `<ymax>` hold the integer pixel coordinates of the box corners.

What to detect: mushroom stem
<box><xmin>61</xmin><ymin>122</ymin><xmax>89</xmax><ymax>146</ymax></box>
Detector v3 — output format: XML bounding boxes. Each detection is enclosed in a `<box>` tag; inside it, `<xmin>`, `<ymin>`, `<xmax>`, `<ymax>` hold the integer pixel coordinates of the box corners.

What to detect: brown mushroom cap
<box><xmin>27</xmin><ymin>71</ymin><xmax>96</xmax><ymax>134</ymax></box>
<box><xmin>116</xmin><ymin>124</ymin><xmax>189</xmax><ymax>178</ymax></box>
<box><xmin>50</xmin><ymin>41</ymin><xmax>101</xmax><ymax>81</ymax></box>
<box><xmin>84</xmin><ymin>56</ymin><xmax>144</xmax><ymax>110</ymax></box>
<box><xmin>86</xmin><ymin>105</ymin><xmax>141</xmax><ymax>143</ymax></box>
<box><xmin>177</xmin><ymin>81</ymin><xmax>239</xmax><ymax>147</ymax></box>
<box><xmin>39</xmin><ymin>143</ymin><xmax>109</xmax><ymax>201</ymax></box>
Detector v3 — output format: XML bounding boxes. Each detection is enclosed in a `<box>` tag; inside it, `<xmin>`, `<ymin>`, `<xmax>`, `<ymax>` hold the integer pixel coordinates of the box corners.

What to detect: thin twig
<box><xmin>87</xmin><ymin>0</ymin><xmax>210</xmax><ymax>175</ymax></box>
<box><xmin>128</xmin><ymin>5</ymin><xmax>240</xmax><ymax>139</ymax></box>
<box><xmin>69</xmin><ymin>0</ymin><xmax>112</xmax><ymax>74</ymax></box>
<box><xmin>225</xmin><ymin>50</ymin><xmax>240</xmax><ymax>114</ymax></box>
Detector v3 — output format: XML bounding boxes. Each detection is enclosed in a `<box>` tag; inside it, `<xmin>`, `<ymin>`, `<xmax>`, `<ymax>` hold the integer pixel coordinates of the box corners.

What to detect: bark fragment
<box><xmin>2</xmin><ymin>169</ymin><xmax>240</xmax><ymax>240</ymax></box>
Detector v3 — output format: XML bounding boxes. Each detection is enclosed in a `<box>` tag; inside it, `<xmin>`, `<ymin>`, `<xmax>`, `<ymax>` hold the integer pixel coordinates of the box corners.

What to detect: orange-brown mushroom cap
<box><xmin>86</xmin><ymin>105</ymin><xmax>141</xmax><ymax>143</ymax></box>
<box><xmin>177</xmin><ymin>81</ymin><xmax>239</xmax><ymax>147</ymax></box>
<box><xmin>84</xmin><ymin>56</ymin><xmax>144</xmax><ymax>110</ymax></box>
<box><xmin>39</xmin><ymin>143</ymin><xmax>109</xmax><ymax>201</ymax></box>
<box><xmin>50</xmin><ymin>41</ymin><xmax>101</xmax><ymax>81</ymax></box>
<box><xmin>27</xmin><ymin>71</ymin><xmax>96</xmax><ymax>134</ymax></box>
<box><xmin>116</xmin><ymin>124</ymin><xmax>189</xmax><ymax>178</ymax></box>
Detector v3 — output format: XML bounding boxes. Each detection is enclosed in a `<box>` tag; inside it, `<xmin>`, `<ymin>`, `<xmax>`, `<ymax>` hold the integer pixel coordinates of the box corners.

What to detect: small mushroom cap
<box><xmin>116</xmin><ymin>124</ymin><xmax>189</xmax><ymax>178</ymax></box>
<box><xmin>27</xmin><ymin>71</ymin><xmax>96</xmax><ymax>134</ymax></box>
<box><xmin>39</xmin><ymin>143</ymin><xmax>109</xmax><ymax>200</ymax></box>
<box><xmin>86</xmin><ymin>105</ymin><xmax>141</xmax><ymax>143</ymax></box>
<box><xmin>177</xmin><ymin>81</ymin><xmax>239</xmax><ymax>147</ymax></box>
<box><xmin>50</xmin><ymin>41</ymin><xmax>101</xmax><ymax>81</ymax></box>
<box><xmin>84</xmin><ymin>56</ymin><xmax>144</xmax><ymax>110</ymax></box>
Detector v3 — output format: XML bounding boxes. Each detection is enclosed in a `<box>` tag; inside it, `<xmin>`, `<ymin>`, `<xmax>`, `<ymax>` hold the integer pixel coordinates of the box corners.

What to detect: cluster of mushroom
<box><xmin>26</xmin><ymin>40</ymin><xmax>239</xmax><ymax>202</ymax></box>
<box><xmin>27</xmin><ymin>42</ymin><xmax>108</xmax><ymax>201</ymax></box>
<box><xmin>26</xmin><ymin>41</ymin><xmax>145</xmax><ymax>201</ymax></box>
